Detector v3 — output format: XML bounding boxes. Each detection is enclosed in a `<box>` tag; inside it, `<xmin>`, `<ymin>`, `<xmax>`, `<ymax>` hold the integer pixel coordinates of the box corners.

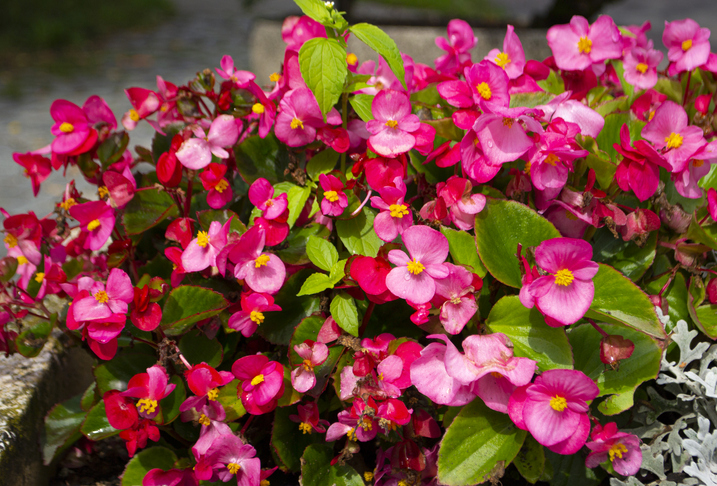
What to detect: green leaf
<box><xmin>306</xmin><ymin>235</ymin><xmax>339</xmax><ymax>272</ymax></box>
<box><xmin>276</xmin><ymin>223</ymin><xmax>331</xmax><ymax>266</ymax></box>
<box><xmin>510</xmin><ymin>91</ymin><xmax>555</xmax><ymax>109</ymax></box>
<box><xmin>569</xmin><ymin>322</ymin><xmax>662</xmax><ymax>414</ymax></box>
<box><xmin>81</xmin><ymin>382</ymin><xmax>97</xmax><ymax>411</ymax></box>
<box><xmin>438</xmin><ymin>399</ymin><xmax>527</xmax><ymax>486</ymax></box>
<box><xmin>350</xmin><ymin>23</ymin><xmax>406</xmax><ymax>89</ymax></box>
<box><xmin>178</xmin><ymin>329</ymin><xmax>223</xmax><ymax>368</ymax></box>
<box><xmin>94</xmin><ymin>351</ymin><xmax>156</xmax><ymax>395</ymax></box>
<box><xmin>287</xmin><ymin>185</ymin><xmax>312</xmax><ymax>228</ymax></box>
<box><xmin>592</xmin><ymin>229</ymin><xmax>657</xmax><ymax>281</ymax></box>
<box><xmin>277</xmin><ymin>366</ymin><xmax>303</xmax><ymax>407</ymax></box>
<box><xmin>329</xmin><ymin>259</ymin><xmax>346</xmax><ymax>284</ymax></box>
<box><xmin>15</xmin><ymin>317</ymin><xmax>53</xmax><ymax>358</ymax></box>
<box><xmin>160</xmin><ymin>285</ymin><xmax>228</xmax><ymax>336</ymax></box>
<box><xmin>297</xmin><ymin>273</ymin><xmax>334</xmax><ymax>296</ymax></box>
<box><xmin>513</xmin><ymin>435</ymin><xmax>546</xmax><ymax>484</ymax></box>
<box><xmin>301</xmin><ymin>444</ymin><xmax>364</xmax><ymax>486</ymax></box>
<box><xmin>121</xmin><ymin>447</ymin><xmax>178</xmax><ymax>486</ymax></box>
<box><xmin>585</xmin><ymin>264</ymin><xmax>666</xmax><ymax>340</ymax></box>
<box><xmin>235</xmin><ymin>133</ymin><xmax>290</xmax><ymax>185</ymax></box>
<box><xmin>336</xmin><ymin>207</ymin><xmax>382</xmax><ymax>257</ymax></box>
<box><xmin>474</xmin><ymin>199</ymin><xmax>560</xmax><ymax>288</ymax></box>
<box><xmin>585</xmin><ymin>154</ymin><xmax>616</xmax><ymax>191</ymax></box>
<box><xmin>260</xmin><ymin>269</ymin><xmax>322</xmax><ymax>345</ymax></box>
<box><xmin>197</xmin><ymin>209</ymin><xmax>246</xmax><ymax>236</ymax></box>
<box><xmin>423</xmin><ymin>118</ymin><xmax>464</xmax><ymax>142</ymax></box>
<box><xmin>440</xmin><ymin>226</ymin><xmax>487</xmax><ymax>277</ymax></box>
<box><xmin>98</xmin><ymin>131</ymin><xmax>130</xmax><ymax>168</ymax></box>
<box><xmin>485</xmin><ymin>296</ymin><xmax>573</xmax><ymax>371</ymax></box>
<box><xmin>43</xmin><ymin>394</ymin><xmax>86</xmax><ymax>465</ymax></box>
<box><xmin>299</xmin><ymin>38</ymin><xmax>348</xmax><ymax>118</ymax></box>
<box><xmin>293</xmin><ymin>0</ymin><xmax>333</xmax><ymax>25</ymax></box>
<box><xmin>80</xmin><ymin>401</ymin><xmax>119</xmax><ymax>441</ymax></box>
<box><xmin>692</xmin><ymin>303</ymin><xmax>717</xmax><ymax>339</ymax></box>
<box><xmin>122</xmin><ymin>188</ymin><xmax>179</xmax><ymax>235</ymax></box>
<box><xmin>218</xmin><ymin>381</ymin><xmax>246</xmax><ymax>422</ymax></box>
<box><xmin>596</xmin><ymin>113</ymin><xmax>629</xmax><ymax>164</ymax></box>
<box><xmin>331</xmin><ymin>292</ymin><xmax>359</xmax><ymax>337</ymax></box>
<box><xmin>158</xmin><ymin>375</ymin><xmax>185</xmax><ymax>425</ymax></box>
<box><xmin>645</xmin><ymin>271</ymin><xmax>689</xmax><ymax>333</ymax></box>
<box><xmin>272</xmin><ymin>405</ymin><xmax>324</xmax><ymax>472</ymax></box>
<box><xmin>306</xmin><ymin>149</ymin><xmax>339</xmax><ymax>181</ymax></box>
<box><xmin>546</xmin><ymin>450</ymin><xmax>601</xmax><ymax>486</ymax></box>
<box><xmin>687</xmin><ymin>215</ymin><xmax>717</xmax><ymax>250</ymax></box>
<box><xmin>611</xmin><ymin>60</ymin><xmax>634</xmax><ymax>99</ymax></box>
<box><xmin>349</xmin><ymin>94</ymin><xmax>375</xmax><ymax>122</ymax></box>
<box><xmin>537</xmin><ymin>70</ymin><xmax>564</xmax><ymax>95</ymax></box>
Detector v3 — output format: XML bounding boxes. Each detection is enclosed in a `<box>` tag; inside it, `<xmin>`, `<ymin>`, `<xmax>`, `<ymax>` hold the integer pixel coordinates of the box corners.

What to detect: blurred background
<box><xmin>0</xmin><ymin>0</ymin><xmax>715</xmax><ymax>218</ymax></box>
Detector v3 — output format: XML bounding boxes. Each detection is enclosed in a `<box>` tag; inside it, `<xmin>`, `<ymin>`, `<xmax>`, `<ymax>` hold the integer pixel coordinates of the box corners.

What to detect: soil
<box><xmin>50</xmin><ymin>436</ymin><xmax>127</xmax><ymax>486</ymax></box>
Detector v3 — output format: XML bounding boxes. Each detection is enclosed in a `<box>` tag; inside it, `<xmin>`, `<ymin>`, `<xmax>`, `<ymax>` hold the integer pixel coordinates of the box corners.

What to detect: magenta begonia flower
<box><xmin>485</xmin><ymin>25</ymin><xmax>527</xmax><ymax>80</ymax></box>
<box><xmin>289</xmin><ymin>402</ymin><xmax>329</xmax><ymax>434</ymax></box>
<box><xmin>182</xmin><ymin>219</ymin><xmax>231</xmax><ymax>273</ymax></box>
<box><xmin>319</xmin><ymin>174</ymin><xmax>348</xmax><ymax>217</ymax></box>
<box><xmin>121</xmin><ymin>365</ymin><xmax>176</xmax><ymax>419</ymax></box>
<box><xmin>371</xmin><ymin>177</ymin><xmax>413</xmax><ymax>242</ymax></box>
<box><xmin>200</xmin><ymin>163</ymin><xmax>233</xmax><ymax>209</ymax></box>
<box><xmin>72</xmin><ymin>269</ymin><xmax>134</xmax><ymax>322</ymax></box>
<box><xmin>663</xmin><ymin>19</ymin><xmax>711</xmax><ymax>76</ymax></box>
<box><xmin>546</xmin><ymin>15</ymin><xmax>623</xmax><ymax>71</ymax></box>
<box><xmin>275</xmin><ymin>88</ymin><xmax>334</xmax><ymax>147</ymax></box>
<box><xmin>673</xmin><ymin>140</ymin><xmax>717</xmax><ymax>199</ymax></box>
<box><xmin>216</xmin><ymin>55</ymin><xmax>255</xmax><ymax>87</ymax></box>
<box><xmin>386</xmin><ymin>225</ymin><xmax>450</xmax><ymax>304</ymax></box>
<box><xmin>585</xmin><ymin>422</ymin><xmax>643</xmax><ymax>476</ymax></box>
<box><xmin>526</xmin><ymin>237</ymin><xmax>599</xmax><ymax>327</ymax></box>
<box><xmin>432</xmin><ymin>263</ymin><xmax>478</xmax><ymax>334</ymax></box>
<box><xmin>49</xmin><ymin>99</ymin><xmax>96</xmax><ymax>154</ymax></box>
<box><xmin>232</xmin><ymin>354</ymin><xmax>284</xmax><ymax>415</ymax></box>
<box><xmin>434</xmin><ymin>19</ymin><xmax>477</xmax><ymax>74</ymax></box>
<box><xmin>366</xmin><ymin>89</ymin><xmax>421</xmax><ymax>158</ymax></box>
<box><xmin>614</xmin><ymin>124</ymin><xmax>668</xmax><ymax>202</ymax></box>
<box><xmin>472</xmin><ymin>104</ymin><xmax>542</xmax><ymax>166</ymax></box>
<box><xmin>248</xmin><ymin>178</ymin><xmax>288</xmax><ymax>220</ymax></box>
<box><xmin>228</xmin><ymin>292</ymin><xmax>281</xmax><ymax>337</ymax></box>
<box><xmin>623</xmin><ymin>46</ymin><xmax>663</xmax><ymax>90</ymax></box>
<box><xmin>326</xmin><ymin>397</ymin><xmax>380</xmax><ymax>442</ymax></box>
<box><xmin>509</xmin><ymin>369</ymin><xmax>599</xmax><ymax>454</ymax></box>
<box><xmin>13</xmin><ymin>153</ymin><xmax>52</xmax><ymax>197</ymax></box>
<box><xmin>291</xmin><ymin>340</ymin><xmax>329</xmax><ymax>393</ymax></box>
<box><xmin>69</xmin><ymin>200</ymin><xmax>115</xmax><ymax>251</ymax></box>
<box><xmin>229</xmin><ymin>226</ymin><xmax>286</xmax><ymax>294</ymax></box>
<box><xmin>176</xmin><ymin>115</ymin><xmax>240</xmax><ymax>170</ymax></box>
<box><xmin>198</xmin><ymin>434</ymin><xmax>260</xmax><ymax>485</ymax></box>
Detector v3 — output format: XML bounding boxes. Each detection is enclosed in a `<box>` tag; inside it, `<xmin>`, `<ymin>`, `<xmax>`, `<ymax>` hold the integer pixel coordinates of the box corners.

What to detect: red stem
<box><xmin>588</xmin><ymin>319</ymin><xmax>609</xmax><ymax>338</ymax></box>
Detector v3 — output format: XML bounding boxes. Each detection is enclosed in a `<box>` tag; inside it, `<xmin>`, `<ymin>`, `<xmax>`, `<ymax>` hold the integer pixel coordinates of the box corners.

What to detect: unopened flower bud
<box><xmin>600</xmin><ymin>334</ymin><xmax>635</xmax><ymax>370</ymax></box>
<box><xmin>649</xmin><ymin>294</ymin><xmax>669</xmax><ymax>315</ymax></box>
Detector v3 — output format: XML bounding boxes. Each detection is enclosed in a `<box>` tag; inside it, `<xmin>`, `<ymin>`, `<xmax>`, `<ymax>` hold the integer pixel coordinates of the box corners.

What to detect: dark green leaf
<box><xmin>98</xmin><ymin>131</ymin><xmax>130</xmax><ymax>168</ymax></box>
<box><xmin>306</xmin><ymin>149</ymin><xmax>340</xmax><ymax>181</ymax></box>
<box><xmin>645</xmin><ymin>271</ymin><xmax>689</xmax><ymax>333</ymax></box>
<box><xmin>592</xmin><ymin>229</ymin><xmax>657</xmax><ymax>281</ymax></box>
<box><xmin>276</xmin><ymin>223</ymin><xmax>331</xmax><ymax>266</ymax></box>
<box><xmin>197</xmin><ymin>209</ymin><xmax>247</xmax><ymax>236</ymax></box>
<box><xmin>349</xmin><ymin>94</ymin><xmax>374</xmax><ymax>122</ymax></box>
<box><xmin>15</xmin><ymin>317</ymin><xmax>53</xmax><ymax>358</ymax></box>
<box><xmin>122</xmin><ymin>189</ymin><xmax>179</xmax><ymax>235</ymax></box>
<box><xmin>440</xmin><ymin>226</ymin><xmax>487</xmax><ymax>277</ymax></box>
<box><xmin>94</xmin><ymin>351</ymin><xmax>157</xmax><ymax>395</ymax></box>
<box><xmin>160</xmin><ymin>286</ymin><xmax>228</xmax><ymax>336</ymax></box>
<box><xmin>80</xmin><ymin>401</ymin><xmax>119</xmax><ymax>441</ymax></box>
<box><xmin>299</xmin><ymin>38</ymin><xmax>348</xmax><ymax>117</ymax></box>
<box><xmin>235</xmin><ymin>133</ymin><xmax>290</xmax><ymax>185</ymax></box>
<box><xmin>537</xmin><ymin>70</ymin><xmax>564</xmax><ymax>95</ymax></box>
<box><xmin>513</xmin><ymin>435</ymin><xmax>545</xmax><ymax>484</ymax></box>
<box><xmin>121</xmin><ymin>447</ymin><xmax>178</xmax><ymax>486</ymax></box>
<box><xmin>350</xmin><ymin>23</ymin><xmax>406</xmax><ymax>89</ymax></box>
<box><xmin>301</xmin><ymin>444</ymin><xmax>364</xmax><ymax>486</ymax></box>
<box><xmin>218</xmin><ymin>381</ymin><xmax>246</xmax><ymax>422</ymax></box>
<box><xmin>272</xmin><ymin>405</ymin><xmax>324</xmax><ymax>472</ymax></box>
<box><xmin>546</xmin><ymin>450</ymin><xmax>602</xmax><ymax>486</ymax></box>
<box><xmin>158</xmin><ymin>375</ymin><xmax>185</xmax><ymax>425</ymax></box>
<box><xmin>336</xmin><ymin>207</ymin><xmax>382</xmax><ymax>257</ymax></box>
<box><xmin>306</xmin><ymin>235</ymin><xmax>338</xmax><ymax>271</ymax></box>
<box><xmin>43</xmin><ymin>394</ymin><xmax>86</xmax><ymax>465</ymax></box>
<box><xmin>692</xmin><ymin>303</ymin><xmax>717</xmax><ymax>339</ymax></box>
<box><xmin>585</xmin><ymin>154</ymin><xmax>616</xmax><ymax>191</ymax></box>
<box><xmin>178</xmin><ymin>329</ymin><xmax>223</xmax><ymax>368</ymax></box>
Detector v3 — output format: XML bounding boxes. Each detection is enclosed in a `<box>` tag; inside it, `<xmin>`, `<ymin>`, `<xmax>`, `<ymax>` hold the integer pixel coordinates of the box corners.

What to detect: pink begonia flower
<box><xmin>248</xmin><ymin>178</ymin><xmax>288</xmax><ymax>220</ymax></box>
<box><xmin>374</xmin><ymin>355</ymin><xmax>405</xmax><ymax>398</ymax></box>
<box><xmin>386</xmin><ymin>225</ymin><xmax>450</xmax><ymax>304</ymax></box>
<box><xmin>49</xmin><ymin>99</ymin><xmax>97</xmax><ymax>154</ymax></box>
<box><xmin>13</xmin><ymin>153</ymin><xmax>52</xmax><ymax>197</ymax></box>
<box><xmin>121</xmin><ymin>88</ymin><xmax>160</xmax><ymax>131</ymax></box>
<box><xmin>537</xmin><ymin>92</ymin><xmax>605</xmax><ymax>139</ymax></box>
<box><xmin>83</xmin><ymin>94</ymin><xmax>117</xmax><ymax>130</ymax></box>
<box><xmin>356</xmin><ymin>55</ymin><xmax>411</xmax><ymax>95</ymax></box>
<box><xmin>432</xmin><ymin>263</ymin><xmax>478</xmax><ymax>334</ymax></box>
<box><xmin>460</xmin><ymin>127</ymin><xmax>502</xmax><ymax>184</ymax></box>
<box><xmin>319</xmin><ymin>174</ymin><xmax>348</xmax><ymax>217</ymax></box>
<box><xmin>247</xmin><ymin>86</ymin><xmax>276</xmax><ymax>139</ymax></box>
<box><xmin>370</xmin><ymin>177</ymin><xmax>413</xmax><ymax>241</ymax></box>
<box><xmin>485</xmin><ymin>25</ymin><xmax>526</xmax><ymax>80</ymax></box>
<box><xmin>155</xmin><ymin>76</ymin><xmax>180</xmax><ymax>129</ymax></box>
<box><xmin>435</xmin><ymin>176</ymin><xmax>487</xmax><ymax>230</ymax></box>
<box><xmin>424</xmin><ymin>140</ymin><xmax>461</xmax><ymax>168</ymax></box>
<box><xmin>181</xmin><ymin>219</ymin><xmax>231</xmax><ymax>273</ymax></box>
<box><xmin>620</xmin><ymin>208</ymin><xmax>661</xmax><ymax>242</ymax></box>
<box><xmin>197</xmin><ymin>434</ymin><xmax>260</xmax><ymax>485</ymax></box>
<box><xmin>509</xmin><ymin>369</ymin><xmax>599</xmax><ymax>454</ymax></box>
<box><xmin>376</xmin><ymin>398</ymin><xmax>412</xmax><ymax>433</ymax></box>
<box><xmin>232</xmin><ymin>354</ymin><xmax>284</xmax><ymax>415</ymax></box>
<box><xmin>130</xmin><ymin>285</ymin><xmax>162</xmax><ymax>332</ymax></box>
<box><xmin>326</xmin><ymin>397</ymin><xmax>380</xmax><ymax>442</ymax></box>
<box><xmin>69</xmin><ymin>200</ymin><xmax>115</xmax><ymax>251</ymax></box>
<box><xmin>546</xmin><ymin>15</ymin><xmax>623</xmax><ymax>71</ymax></box>
<box><xmin>72</xmin><ymin>269</ymin><xmax>134</xmax><ymax>322</ymax></box>
<box><xmin>291</xmin><ymin>340</ymin><xmax>329</xmax><ymax>393</ymax></box>
<box><xmin>176</xmin><ymin>115</ymin><xmax>240</xmax><ymax>170</ymax></box>
<box><xmin>143</xmin><ymin>468</ymin><xmax>198</xmax><ymax>486</ymax></box>
<box><xmin>614</xmin><ymin>124</ymin><xmax>669</xmax><ymax>202</ymax></box>
<box><xmin>121</xmin><ymin>365</ymin><xmax>176</xmax><ymax>420</ymax></box>
<box><xmin>673</xmin><ymin>141</ymin><xmax>717</xmax><ymax>199</ymax></box>
<box><xmin>228</xmin><ymin>292</ymin><xmax>281</xmax><ymax>337</ymax></box>
<box><xmin>199</xmin><ymin>163</ymin><xmax>233</xmax><ymax>209</ymax></box>
<box><xmin>623</xmin><ymin>46</ymin><xmax>663</xmax><ymax>90</ymax></box>
<box><xmin>274</xmin><ymin>88</ymin><xmax>339</xmax><ymax>147</ymax></box>
<box><xmin>526</xmin><ymin>238</ymin><xmax>599</xmax><ymax>327</ymax></box>
<box><xmin>410</xmin><ymin>340</ymin><xmax>476</xmax><ymax>406</ymax></box>
<box><xmin>164</xmin><ymin>247</ymin><xmax>187</xmax><ymax>287</ymax></box>
<box><xmin>437</xmin><ymin>61</ymin><xmax>510</xmax><ymax>111</ymax></box>
<box><xmin>663</xmin><ymin>19</ymin><xmax>711</xmax><ymax>76</ymax></box>
<box><xmin>642</xmin><ymin>100</ymin><xmax>707</xmax><ymax>172</ymax></box>
<box><xmin>317</xmin><ymin>316</ymin><xmax>341</xmax><ymax>343</ymax></box>
<box><xmin>434</xmin><ymin>19</ymin><xmax>477</xmax><ymax>74</ymax></box>
<box><xmin>366</xmin><ymin>89</ymin><xmax>422</xmax><ymax>158</ymax></box>
<box><xmin>585</xmin><ymin>422</ymin><xmax>643</xmax><ymax>476</ymax></box>
<box><xmin>215</xmin><ymin>55</ymin><xmax>255</xmax><ymax>87</ymax></box>
<box><xmin>103</xmin><ymin>163</ymin><xmax>137</xmax><ymax>210</ymax></box>
<box><xmin>527</xmin><ymin>119</ymin><xmax>588</xmax><ymax>193</ymax></box>
<box><xmin>253</xmin><ymin>215</ymin><xmax>289</xmax><ymax>247</ymax></box>
<box><xmin>289</xmin><ymin>402</ymin><xmax>329</xmax><ymax>434</ymax></box>
<box><xmin>282</xmin><ymin>15</ymin><xmax>326</xmax><ymax>52</ymax></box>
<box><xmin>349</xmin><ymin>254</ymin><xmax>397</xmax><ymax>304</ymax></box>
<box><xmin>473</xmin><ymin>104</ymin><xmax>542</xmax><ymax>166</ymax></box>
<box><xmin>229</xmin><ymin>225</ymin><xmax>286</xmax><ymax>294</ymax></box>
<box><xmin>363</xmin><ymin>154</ymin><xmax>406</xmax><ymax>190</ymax></box>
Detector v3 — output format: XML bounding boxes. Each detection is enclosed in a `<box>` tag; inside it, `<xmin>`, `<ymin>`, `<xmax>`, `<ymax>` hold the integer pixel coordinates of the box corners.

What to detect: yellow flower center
<box><xmin>34</xmin><ymin>272</ymin><xmax>45</xmax><ymax>283</ymax></box>
<box><xmin>137</xmin><ymin>398</ymin><xmax>158</xmax><ymax>414</ymax></box>
<box><xmin>406</xmin><ymin>258</ymin><xmax>425</xmax><ymax>275</ymax></box>
<box><xmin>364</xmin><ymin>471</ymin><xmax>374</xmax><ymax>482</ymax></box>
<box><xmin>270</xmin><ymin>72</ymin><xmax>281</xmax><ymax>82</ymax></box>
<box><xmin>609</xmin><ymin>443</ymin><xmax>628</xmax><ymax>462</ymax></box>
<box><xmin>4</xmin><ymin>234</ymin><xmax>17</xmax><ymax>248</ymax></box>
<box><xmin>549</xmin><ymin>395</ymin><xmax>567</xmax><ymax>412</ymax></box>
<box><xmin>60</xmin><ymin>198</ymin><xmax>76</xmax><ymax>211</ymax></box>
<box><xmin>254</xmin><ymin>254</ymin><xmax>270</xmax><ymax>268</ymax></box>
<box><xmin>524</xmin><ymin>160</ymin><xmax>532</xmax><ymax>175</ymax></box>
<box><xmin>214</xmin><ymin>179</ymin><xmax>229</xmax><ymax>193</ymax></box>
<box><xmin>251</xmin><ymin>374</ymin><xmax>265</xmax><ymax>386</ymax></box>
<box><xmin>196</xmin><ymin>231</ymin><xmax>210</xmax><ymax>248</ymax></box>
<box><xmin>302</xmin><ymin>359</ymin><xmax>314</xmax><ymax>371</ymax></box>
<box><xmin>128</xmin><ymin>109</ymin><xmax>140</xmax><ymax>122</ymax></box>
<box><xmin>502</xmin><ymin>117</ymin><xmax>514</xmax><ymax>127</ymax></box>
<box><xmin>477</xmin><ymin>82</ymin><xmax>492</xmax><ymax>100</ymax></box>
<box><xmin>98</xmin><ymin>186</ymin><xmax>109</xmax><ymax>199</ymax></box>
<box><xmin>299</xmin><ymin>422</ymin><xmax>313</xmax><ymax>434</ymax></box>
<box><xmin>250</xmin><ymin>310</ymin><xmax>265</xmax><ymax>324</ymax></box>
<box><xmin>398</xmin><ymin>481</ymin><xmax>409</xmax><ymax>486</ymax></box>
<box><xmin>17</xmin><ymin>255</ymin><xmax>28</xmax><ymax>265</ymax></box>
<box><xmin>227</xmin><ymin>463</ymin><xmax>242</xmax><ymax>475</ymax></box>
<box><xmin>261</xmin><ymin>481</ymin><xmax>270</xmax><ymax>486</ymax></box>
<box><xmin>360</xmin><ymin>416</ymin><xmax>373</xmax><ymax>431</ymax></box>
<box><xmin>347</xmin><ymin>428</ymin><xmax>357</xmax><ymax>440</ymax></box>
<box><xmin>87</xmin><ymin>219</ymin><xmax>101</xmax><ymax>232</ymax></box>
<box><xmin>577</xmin><ymin>36</ymin><xmax>592</xmax><ymax>54</ymax></box>
<box><xmin>389</xmin><ymin>204</ymin><xmax>409</xmax><ymax>218</ymax></box>
<box><xmin>324</xmin><ymin>190</ymin><xmax>339</xmax><ymax>202</ymax></box>
<box><xmin>346</xmin><ymin>52</ymin><xmax>358</xmax><ymax>65</ymax></box>
<box><xmin>385</xmin><ymin>119</ymin><xmax>398</xmax><ymax>128</ymax></box>
<box><xmin>59</xmin><ymin>122</ymin><xmax>74</xmax><ymax>133</ymax></box>
<box><xmin>207</xmin><ymin>388</ymin><xmax>220</xmax><ymax>401</ymax></box>
<box><xmin>554</xmin><ymin>269</ymin><xmax>574</xmax><ymax>287</ymax></box>
<box><xmin>694</xmin><ymin>159</ymin><xmax>705</xmax><ymax>167</ymax></box>
<box><xmin>252</xmin><ymin>103</ymin><xmax>265</xmax><ymax>114</ymax></box>
<box><xmin>665</xmin><ymin>132</ymin><xmax>683</xmax><ymax>149</ymax></box>
<box><xmin>495</xmin><ymin>51</ymin><xmax>511</xmax><ymax>68</ymax></box>
<box><xmin>636</xmin><ymin>62</ymin><xmax>648</xmax><ymax>74</ymax></box>
<box><xmin>682</xmin><ymin>39</ymin><xmax>693</xmax><ymax>51</ymax></box>
<box><xmin>94</xmin><ymin>290</ymin><xmax>109</xmax><ymax>303</ymax></box>
<box><xmin>378</xmin><ymin>372</ymin><xmax>384</xmax><ymax>381</ymax></box>
<box><xmin>291</xmin><ymin>117</ymin><xmax>304</xmax><ymax>129</ymax></box>
<box><xmin>648</xmin><ymin>110</ymin><xmax>656</xmax><ymax>121</ymax></box>
<box><xmin>544</xmin><ymin>154</ymin><xmax>559</xmax><ymax>166</ymax></box>
<box><xmin>565</xmin><ymin>211</ymin><xmax>578</xmax><ymax>221</ymax></box>
<box><xmin>198</xmin><ymin>414</ymin><xmax>211</xmax><ymax>426</ymax></box>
